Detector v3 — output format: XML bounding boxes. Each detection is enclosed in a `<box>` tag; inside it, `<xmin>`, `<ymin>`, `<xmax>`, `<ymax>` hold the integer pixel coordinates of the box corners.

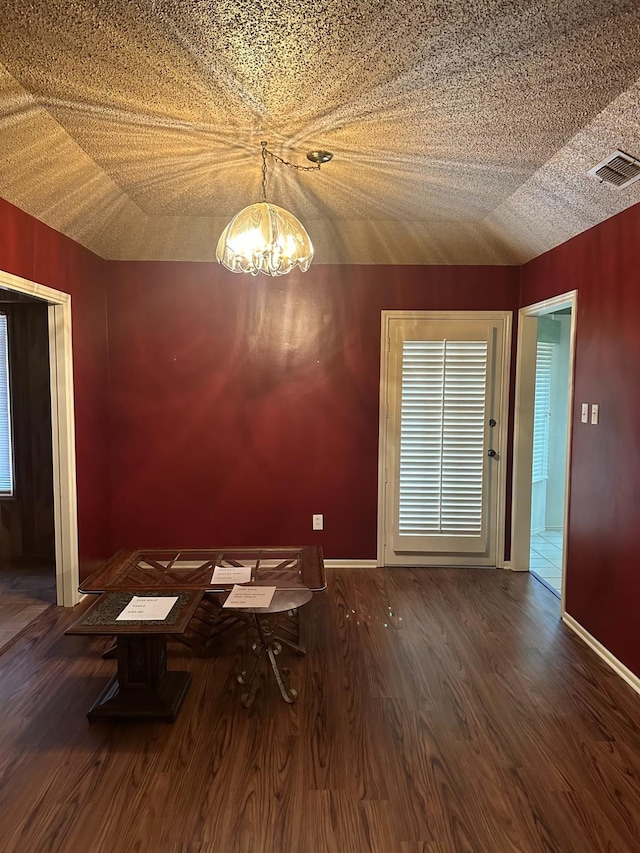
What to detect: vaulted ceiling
<box><xmin>0</xmin><ymin>1</ymin><xmax>639</xmax><ymax>264</ymax></box>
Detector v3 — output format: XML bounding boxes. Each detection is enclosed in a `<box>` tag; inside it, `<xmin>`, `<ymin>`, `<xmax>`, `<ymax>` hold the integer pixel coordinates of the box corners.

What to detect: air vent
<box><xmin>588</xmin><ymin>150</ymin><xmax>640</xmax><ymax>189</ymax></box>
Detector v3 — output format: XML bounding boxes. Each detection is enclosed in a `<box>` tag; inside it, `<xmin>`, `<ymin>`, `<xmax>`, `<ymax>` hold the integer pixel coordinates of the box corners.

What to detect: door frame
<box><xmin>377</xmin><ymin>310</ymin><xmax>512</xmax><ymax>567</ymax></box>
<box><xmin>0</xmin><ymin>268</ymin><xmax>79</xmax><ymax>606</ymax></box>
<box><xmin>511</xmin><ymin>291</ymin><xmax>577</xmax><ymax>606</ymax></box>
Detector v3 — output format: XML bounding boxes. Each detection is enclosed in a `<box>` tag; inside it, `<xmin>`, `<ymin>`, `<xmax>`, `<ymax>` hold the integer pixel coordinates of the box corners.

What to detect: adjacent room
<box><xmin>0</xmin><ymin>2</ymin><xmax>639</xmax><ymax>851</ymax></box>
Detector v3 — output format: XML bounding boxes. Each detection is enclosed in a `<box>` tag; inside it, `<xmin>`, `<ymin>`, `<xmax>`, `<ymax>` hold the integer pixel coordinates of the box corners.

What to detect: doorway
<box><xmin>378</xmin><ymin>311</ymin><xmax>511</xmax><ymax>567</ymax></box>
<box><xmin>0</xmin><ymin>269</ymin><xmax>79</xmax><ymax>611</ymax></box>
<box><xmin>511</xmin><ymin>292</ymin><xmax>577</xmax><ymax>604</ymax></box>
<box><xmin>0</xmin><ymin>294</ymin><xmax>56</xmax><ymax>645</ymax></box>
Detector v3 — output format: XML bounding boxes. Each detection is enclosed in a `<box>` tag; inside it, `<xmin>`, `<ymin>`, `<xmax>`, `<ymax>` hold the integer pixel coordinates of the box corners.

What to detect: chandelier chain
<box><xmin>265</xmin><ymin>149</ymin><xmax>321</xmax><ymax>173</ymax></box>
<box><xmin>260</xmin><ymin>141</ymin><xmax>320</xmax><ymax>203</ymax></box>
<box><xmin>261</xmin><ymin>141</ymin><xmax>268</xmax><ymax>202</ymax></box>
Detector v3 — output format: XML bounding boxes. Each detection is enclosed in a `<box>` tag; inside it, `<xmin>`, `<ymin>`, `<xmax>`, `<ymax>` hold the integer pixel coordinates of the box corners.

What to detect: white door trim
<box><xmin>377</xmin><ymin>310</ymin><xmax>512</xmax><ymax>568</ymax></box>
<box><xmin>511</xmin><ymin>291</ymin><xmax>577</xmax><ymax>613</ymax></box>
<box><xmin>0</xmin><ymin>268</ymin><xmax>79</xmax><ymax>607</ymax></box>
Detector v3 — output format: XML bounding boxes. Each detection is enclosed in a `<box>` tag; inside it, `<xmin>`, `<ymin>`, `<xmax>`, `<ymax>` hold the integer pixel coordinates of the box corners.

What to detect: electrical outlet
<box><xmin>312</xmin><ymin>514</ymin><xmax>324</xmax><ymax>530</ymax></box>
<box><xmin>581</xmin><ymin>403</ymin><xmax>589</xmax><ymax>423</ymax></box>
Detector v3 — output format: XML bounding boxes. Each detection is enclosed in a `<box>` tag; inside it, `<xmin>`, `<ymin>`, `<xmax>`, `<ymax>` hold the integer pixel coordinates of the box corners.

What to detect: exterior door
<box><xmin>381</xmin><ymin>312</ymin><xmax>510</xmax><ymax>567</ymax></box>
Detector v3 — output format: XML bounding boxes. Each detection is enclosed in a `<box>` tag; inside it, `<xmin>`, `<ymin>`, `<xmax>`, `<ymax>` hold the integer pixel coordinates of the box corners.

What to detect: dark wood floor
<box><xmin>1</xmin><ymin>568</ymin><xmax>639</xmax><ymax>853</ymax></box>
<box><xmin>0</xmin><ymin>562</ymin><xmax>56</xmax><ymax>651</ymax></box>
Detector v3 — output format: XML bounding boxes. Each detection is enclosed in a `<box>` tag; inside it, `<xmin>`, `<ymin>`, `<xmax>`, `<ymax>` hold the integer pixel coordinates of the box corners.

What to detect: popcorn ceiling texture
<box><xmin>0</xmin><ymin>0</ymin><xmax>639</xmax><ymax>263</ymax></box>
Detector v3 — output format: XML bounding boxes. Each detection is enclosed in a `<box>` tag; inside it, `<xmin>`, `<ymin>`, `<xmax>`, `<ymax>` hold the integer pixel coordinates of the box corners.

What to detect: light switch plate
<box><xmin>581</xmin><ymin>403</ymin><xmax>589</xmax><ymax>423</ymax></box>
<box><xmin>591</xmin><ymin>404</ymin><xmax>599</xmax><ymax>425</ymax></box>
<box><xmin>312</xmin><ymin>514</ymin><xmax>324</xmax><ymax>530</ymax></box>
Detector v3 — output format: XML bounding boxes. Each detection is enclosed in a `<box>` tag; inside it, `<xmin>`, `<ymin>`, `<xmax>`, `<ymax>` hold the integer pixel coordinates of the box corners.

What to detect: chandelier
<box><xmin>216</xmin><ymin>141</ymin><xmax>332</xmax><ymax>277</ymax></box>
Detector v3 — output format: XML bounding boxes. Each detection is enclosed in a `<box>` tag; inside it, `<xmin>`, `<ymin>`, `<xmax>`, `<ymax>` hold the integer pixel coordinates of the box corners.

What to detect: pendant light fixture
<box><xmin>216</xmin><ymin>141</ymin><xmax>332</xmax><ymax>277</ymax></box>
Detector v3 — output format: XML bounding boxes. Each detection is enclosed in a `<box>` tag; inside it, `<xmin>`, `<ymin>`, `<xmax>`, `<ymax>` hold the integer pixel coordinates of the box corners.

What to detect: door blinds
<box><xmin>532</xmin><ymin>341</ymin><xmax>554</xmax><ymax>483</ymax></box>
<box><xmin>398</xmin><ymin>339</ymin><xmax>488</xmax><ymax>536</ymax></box>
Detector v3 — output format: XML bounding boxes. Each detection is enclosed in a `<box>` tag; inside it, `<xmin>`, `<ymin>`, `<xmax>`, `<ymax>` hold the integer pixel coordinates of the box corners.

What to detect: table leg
<box><xmin>237</xmin><ymin>614</ymin><xmax>299</xmax><ymax>706</ymax></box>
<box><xmin>273</xmin><ymin>607</ymin><xmax>307</xmax><ymax>656</ymax></box>
<box><xmin>237</xmin><ymin>646</ymin><xmax>264</xmax><ymax>708</ymax></box>
<box><xmin>88</xmin><ymin>634</ymin><xmax>191</xmax><ymax>722</ymax></box>
<box><xmin>102</xmin><ymin>640</ymin><xmax>117</xmax><ymax>659</ymax></box>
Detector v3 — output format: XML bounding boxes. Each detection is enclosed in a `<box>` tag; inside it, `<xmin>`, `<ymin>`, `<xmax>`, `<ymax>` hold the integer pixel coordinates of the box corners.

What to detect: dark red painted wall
<box><xmin>107</xmin><ymin>263</ymin><xmax>519</xmax><ymax>558</ymax></box>
<box><xmin>5</xmin><ymin>187</ymin><xmax>638</xmax><ymax>679</ymax></box>
<box><xmin>0</xmin><ymin>198</ymin><xmax>110</xmax><ymax>575</ymax></box>
<box><xmin>521</xmin><ymin>201</ymin><xmax>640</xmax><ymax>678</ymax></box>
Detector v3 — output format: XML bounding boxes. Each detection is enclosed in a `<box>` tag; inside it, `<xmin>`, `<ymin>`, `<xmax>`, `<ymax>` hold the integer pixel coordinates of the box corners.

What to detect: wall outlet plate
<box><xmin>312</xmin><ymin>514</ymin><xmax>323</xmax><ymax>530</ymax></box>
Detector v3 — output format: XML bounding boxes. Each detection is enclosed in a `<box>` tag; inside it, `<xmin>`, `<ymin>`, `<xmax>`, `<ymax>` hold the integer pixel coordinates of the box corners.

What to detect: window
<box><xmin>532</xmin><ymin>341</ymin><xmax>554</xmax><ymax>483</ymax></box>
<box><xmin>0</xmin><ymin>314</ymin><xmax>14</xmax><ymax>495</ymax></box>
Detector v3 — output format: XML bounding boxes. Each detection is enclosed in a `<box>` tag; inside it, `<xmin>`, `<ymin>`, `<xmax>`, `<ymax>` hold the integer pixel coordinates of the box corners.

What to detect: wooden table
<box><xmin>79</xmin><ymin>546</ymin><xmax>326</xmax><ymax>594</ymax></box>
<box><xmin>71</xmin><ymin>547</ymin><xmax>326</xmax><ymax>715</ymax></box>
<box><xmin>66</xmin><ymin>590</ymin><xmax>203</xmax><ymax>722</ymax></box>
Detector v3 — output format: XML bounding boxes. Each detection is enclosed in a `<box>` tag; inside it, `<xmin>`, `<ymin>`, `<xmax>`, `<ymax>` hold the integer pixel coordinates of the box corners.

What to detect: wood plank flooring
<box><xmin>0</xmin><ymin>568</ymin><xmax>639</xmax><ymax>852</ymax></box>
<box><xmin>0</xmin><ymin>563</ymin><xmax>56</xmax><ymax>651</ymax></box>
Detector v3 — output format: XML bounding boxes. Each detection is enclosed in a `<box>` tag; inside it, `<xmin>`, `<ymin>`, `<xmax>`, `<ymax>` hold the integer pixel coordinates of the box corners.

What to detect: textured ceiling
<box><xmin>0</xmin><ymin>0</ymin><xmax>639</xmax><ymax>264</ymax></box>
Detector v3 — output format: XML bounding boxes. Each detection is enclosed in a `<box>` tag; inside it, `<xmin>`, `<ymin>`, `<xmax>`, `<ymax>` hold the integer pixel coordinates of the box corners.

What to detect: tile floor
<box><xmin>530</xmin><ymin>530</ymin><xmax>563</xmax><ymax>596</ymax></box>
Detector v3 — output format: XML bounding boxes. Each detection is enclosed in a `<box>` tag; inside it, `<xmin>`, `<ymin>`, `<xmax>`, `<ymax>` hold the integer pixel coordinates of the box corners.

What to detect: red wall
<box><xmin>0</xmin><ymin>198</ymin><xmax>110</xmax><ymax>575</ymax></box>
<box><xmin>521</xmin><ymin>201</ymin><xmax>640</xmax><ymax>677</ymax></box>
<box><xmin>5</xmin><ymin>189</ymin><xmax>639</xmax><ymax>679</ymax></box>
<box><xmin>107</xmin><ymin>263</ymin><xmax>519</xmax><ymax>558</ymax></box>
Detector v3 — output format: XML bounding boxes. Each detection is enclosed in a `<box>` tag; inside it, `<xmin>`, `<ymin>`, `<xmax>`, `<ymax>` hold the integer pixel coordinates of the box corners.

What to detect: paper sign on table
<box><xmin>116</xmin><ymin>595</ymin><xmax>179</xmax><ymax>621</ymax></box>
<box><xmin>222</xmin><ymin>585</ymin><xmax>276</xmax><ymax>609</ymax></box>
<box><xmin>211</xmin><ymin>564</ymin><xmax>252</xmax><ymax>585</ymax></box>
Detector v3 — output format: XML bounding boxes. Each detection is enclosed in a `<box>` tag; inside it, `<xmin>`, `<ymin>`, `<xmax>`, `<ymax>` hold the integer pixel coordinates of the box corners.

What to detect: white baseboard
<box><xmin>562</xmin><ymin>612</ymin><xmax>640</xmax><ymax>697</ymax></box>
<box><xmin>324</xmin><ymin>559</ymin><xmax>378</xmax><ymax>569</ymax></box>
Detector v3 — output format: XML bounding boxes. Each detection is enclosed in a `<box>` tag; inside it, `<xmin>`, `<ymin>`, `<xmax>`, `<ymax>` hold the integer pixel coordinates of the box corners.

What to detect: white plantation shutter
<box><xmin>532</xmin><ymin>342</ymin><xmax>553</xmax><ymax>483</ymax></box>
<box><xmin>0</xmin><ymin>314</ymin><xmax>13</xmax><ymax>495</ymax></box>
<box><xmin>398</xmin><ymin>339</ymin><xmax>488</xmax><ymax>536</ymax></box>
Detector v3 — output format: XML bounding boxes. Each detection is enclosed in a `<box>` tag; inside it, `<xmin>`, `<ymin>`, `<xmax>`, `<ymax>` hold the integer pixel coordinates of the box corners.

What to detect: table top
<box><xmin>65</xmin><ymin>590</ymin><xmax>204</xmax><ymax>635</ymax></box>
<box><xmin>217</xmin><ymin>581</ymin><xmax>313</xmax><ymax>615</ymax></box>
<box><xmin>79</xmin><ymin>546</ymin><xmax>326</xmax><ymax>595</ymax></box>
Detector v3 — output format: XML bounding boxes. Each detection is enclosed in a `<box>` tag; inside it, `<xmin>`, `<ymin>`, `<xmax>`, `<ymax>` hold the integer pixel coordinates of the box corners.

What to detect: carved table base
<box><xmin>88</xmin><ymin>634</ymin><xmax>191</xmax><ymax>722</ymax></box>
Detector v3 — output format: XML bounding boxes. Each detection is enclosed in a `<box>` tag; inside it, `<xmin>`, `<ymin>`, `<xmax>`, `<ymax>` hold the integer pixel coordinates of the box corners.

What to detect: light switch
<box><xmin>581</xmin><ymin>403</ymin><xmax>589</xmax><ymax>423</ymax></box>
<box><xmin>590</xmin><ymin>404</ymin><xmax>599</xmax><ymax>425</ymax></box>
